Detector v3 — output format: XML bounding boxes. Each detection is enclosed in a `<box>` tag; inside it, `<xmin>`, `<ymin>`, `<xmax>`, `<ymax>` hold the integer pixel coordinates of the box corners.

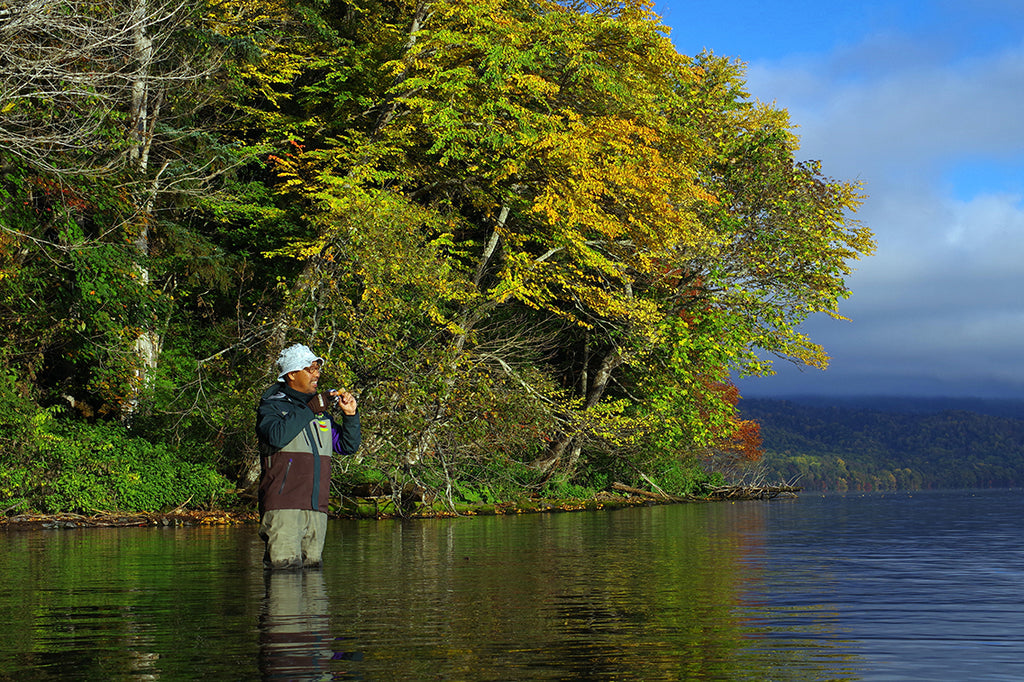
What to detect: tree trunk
<box><xmin>407</xmin><ymin>205</ymin><xmax>507</xmax><ymax>465</ymax></box>
<box><xmin>372</xmin><ymin>0</ymin><xmax>431</xmax><ymax>136</ymax></box>
<box><xmin>124</xmin><ymin>0</ymin><xmax>160</xmax><ymax>420</ymax></box>
<box><xmin>530</xmin><ymin>347</ymin><xmax>623</xmax><ymax>474</ymax></box>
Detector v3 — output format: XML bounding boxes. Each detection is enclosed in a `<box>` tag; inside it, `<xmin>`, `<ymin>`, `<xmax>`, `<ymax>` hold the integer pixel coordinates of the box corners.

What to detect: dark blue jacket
<box><xmin>256</xmin><ymin>383</ymin><xmax>360</xmax><ymax>514</ymax></box>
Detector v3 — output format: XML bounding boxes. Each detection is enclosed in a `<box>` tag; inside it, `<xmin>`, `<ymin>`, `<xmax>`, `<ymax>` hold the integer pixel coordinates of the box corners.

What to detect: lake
<box><xmin>1</xmin><ymin>488</ymin><xmax>1021</xmax><ymax>680</ymax></box>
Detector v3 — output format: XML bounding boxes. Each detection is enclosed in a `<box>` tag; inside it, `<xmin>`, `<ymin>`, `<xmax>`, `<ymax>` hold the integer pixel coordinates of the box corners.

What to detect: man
<box><xmin>256</xmin><ymin>343</ymin><xmax>361</xmax><ymax>569</ymax></box>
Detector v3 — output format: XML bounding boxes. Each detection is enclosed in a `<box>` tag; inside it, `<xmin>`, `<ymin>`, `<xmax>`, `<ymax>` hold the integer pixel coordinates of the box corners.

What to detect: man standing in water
<box><xmin>256</xmin><ymin>344</ymin><xmax>361</xmax><ymax>569</ymax></box>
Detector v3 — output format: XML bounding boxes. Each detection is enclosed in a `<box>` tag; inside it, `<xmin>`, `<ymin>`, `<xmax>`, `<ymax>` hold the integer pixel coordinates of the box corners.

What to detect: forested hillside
<box><xmin>1</xmin><ymin>0</ymin><xmax>873</xmax><ymax>514</ymax></box>
<box><xmin>742</xmin><ymin>398</ymin><xmax>1024</xmax><ymax>490</ymax></box>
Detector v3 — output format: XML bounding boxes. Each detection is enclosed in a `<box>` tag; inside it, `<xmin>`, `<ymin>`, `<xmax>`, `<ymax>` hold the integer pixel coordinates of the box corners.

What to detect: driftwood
<box><xmin>0</xmin><ymin>510</ymin><xmax>257</xmax><ymax>531</ymax></box>
<box><xmin>705</xmin><ymin>484</ymin><xmax>801</xmax><ymax>500</ymax></box>
<box><xmin>611</xmin><ymin>481</ymin><xmax>800</xmax><ymax>503</ymax></box>
<box><xmin>611</xmin><ymin>482</ymin><xmax>687</xmax><ymax>502</ymax></box>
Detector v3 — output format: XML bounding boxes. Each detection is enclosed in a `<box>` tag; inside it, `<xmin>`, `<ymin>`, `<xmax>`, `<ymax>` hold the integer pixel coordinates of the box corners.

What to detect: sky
<box><xmin>652</xmin><ymin>0</ymin><xmax>1024</xmax><ymax>399</ymax></box>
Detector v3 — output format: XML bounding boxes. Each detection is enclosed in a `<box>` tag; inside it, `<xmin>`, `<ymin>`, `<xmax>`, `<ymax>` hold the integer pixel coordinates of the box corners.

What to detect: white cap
<box><xmin>276</xmin><ymin>344</ymin><xmax>324</xmax><ymax>381</ymax></box>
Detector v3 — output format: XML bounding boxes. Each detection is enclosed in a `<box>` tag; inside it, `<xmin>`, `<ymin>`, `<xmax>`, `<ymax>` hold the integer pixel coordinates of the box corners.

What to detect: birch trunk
<box><xmin>125</xmin><ymin>0</ymin><xmax>160</xmax><ymax>418</ymax></box>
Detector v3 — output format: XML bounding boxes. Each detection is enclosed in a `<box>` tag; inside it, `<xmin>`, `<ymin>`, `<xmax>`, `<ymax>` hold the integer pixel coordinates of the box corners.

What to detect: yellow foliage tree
<box><xmin>261</xmin><ymin>0</ymin><xmax>874</xmax><ymax>491</ymax></box>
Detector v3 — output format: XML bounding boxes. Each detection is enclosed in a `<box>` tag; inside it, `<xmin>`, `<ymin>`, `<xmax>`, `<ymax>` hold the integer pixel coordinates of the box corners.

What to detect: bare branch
<box><xmin>0</xmin><ymin>0</ymin><xmax>215</xmax><ymax>177</ymax></box>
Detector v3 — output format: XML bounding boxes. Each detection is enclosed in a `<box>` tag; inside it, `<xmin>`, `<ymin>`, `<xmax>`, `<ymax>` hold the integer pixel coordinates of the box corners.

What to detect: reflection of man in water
<box><xmin>258</xmin><ymin>570</ymin><xmax>363</xmax><ymax>680</ymax></box>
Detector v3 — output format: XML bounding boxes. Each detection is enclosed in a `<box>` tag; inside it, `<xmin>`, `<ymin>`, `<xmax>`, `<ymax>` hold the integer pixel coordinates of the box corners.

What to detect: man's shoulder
<box><xmin>260</xmin><ymin>381</ymin><xmax>287</xmax><ymax>396</ymax></box>
<box><xmin>258</xmin><ymin>383</ymin><xmax>291</xmax><ymax>407</ymax></box>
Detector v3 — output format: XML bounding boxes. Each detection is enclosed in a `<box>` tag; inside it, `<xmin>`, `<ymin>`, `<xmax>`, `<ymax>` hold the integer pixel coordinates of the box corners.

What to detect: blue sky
<box><xmin>652</xmin><ymin>0</ymin><xmax>1024</xmax><ymax>399</ymax></box>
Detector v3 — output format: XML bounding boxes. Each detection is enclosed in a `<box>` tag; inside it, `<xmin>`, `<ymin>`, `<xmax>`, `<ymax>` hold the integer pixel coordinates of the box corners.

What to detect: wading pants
<box><xmin>259</xmin><ymin>509</ymin><xmax>328</xmax><ymax>569</ymax></box>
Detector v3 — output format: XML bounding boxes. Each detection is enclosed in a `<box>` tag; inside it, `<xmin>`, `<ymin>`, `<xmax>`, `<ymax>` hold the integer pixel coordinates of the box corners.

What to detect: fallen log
<box><xmin>706</xmin><ymin>484</ymin><xmax>801</xmax><ymax>500</ymax></box>
<box><xmin>610</xmin><ymin>482</ymin><xmax>687</xmax><ymax>502</ymax></box>
<box><xmin>610</xmin><ymin>482</ymin><xmax>801</xmax><ymax>503</ymax></box>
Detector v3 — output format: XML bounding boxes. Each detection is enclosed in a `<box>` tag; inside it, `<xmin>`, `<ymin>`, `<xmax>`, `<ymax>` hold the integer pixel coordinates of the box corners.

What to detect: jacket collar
<box><xmin>280</xmin><ymin>383</ymin><xmax>316</xmax><ymax>403</ymax></box>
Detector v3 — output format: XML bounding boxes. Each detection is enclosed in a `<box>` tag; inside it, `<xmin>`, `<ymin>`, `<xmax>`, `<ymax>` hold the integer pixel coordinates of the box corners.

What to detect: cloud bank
<box><xmin>732</xmin><ymin>10</ymin><xmax>1024</xmax><ymax>398</ymax></box>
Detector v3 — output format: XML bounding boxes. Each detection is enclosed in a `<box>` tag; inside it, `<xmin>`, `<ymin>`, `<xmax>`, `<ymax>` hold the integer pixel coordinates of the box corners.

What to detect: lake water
<box><xmin>1</xmin><ymin>488</ymin><xmax>1021</xmax><ymax>680</ymax></box>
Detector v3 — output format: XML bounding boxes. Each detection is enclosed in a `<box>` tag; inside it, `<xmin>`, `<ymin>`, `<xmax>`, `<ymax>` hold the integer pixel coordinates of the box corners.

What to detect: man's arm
<box><xmin>327</xmin><ymin>390</ymin><xmax>360</xmax><ymax>455</ymax></box>
<box><xmin>256</xmin><ymin>397</ymin><xmax>311</xmax><ymax>450</ymax></box>
<box><xmin>332</xmin><ymin>412</ymin><xmax>361</xmax><ymax>455</ymax></box>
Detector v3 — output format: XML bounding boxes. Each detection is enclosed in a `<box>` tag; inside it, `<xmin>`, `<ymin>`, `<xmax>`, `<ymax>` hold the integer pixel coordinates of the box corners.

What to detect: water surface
<box><xmin>1</xmin><ymin>488</ymin><xmax>1021</xmax><ymax>680</ymax></box>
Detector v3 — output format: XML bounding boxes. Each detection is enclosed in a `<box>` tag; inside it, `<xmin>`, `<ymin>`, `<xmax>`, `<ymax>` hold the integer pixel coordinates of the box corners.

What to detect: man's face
<box><xmin>285</xmin><ymin>361</ymin><xmax>321</xmax><ymax>394</ymax></box>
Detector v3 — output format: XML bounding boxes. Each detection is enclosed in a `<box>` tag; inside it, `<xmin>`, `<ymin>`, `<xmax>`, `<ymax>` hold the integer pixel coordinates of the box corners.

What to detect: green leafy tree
<box><xmin>258</xmin><ymin>0</ymin><xmax>873</xmax><ymax>497</ymax></box>
<box><xmin>1</xmin><ymin>0</ymin><xmax>875</xmax><ymax>511</ymax></box>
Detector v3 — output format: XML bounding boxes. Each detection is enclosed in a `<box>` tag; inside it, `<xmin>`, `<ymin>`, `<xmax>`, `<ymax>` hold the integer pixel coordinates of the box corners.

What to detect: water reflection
<box><xmin>317</xmin><ymin>504</ymin><xmax>863</xmax><ymax>681</ymax></box>
<box><xmin>1</xmin><ymin>490</ymin><xmax>1022</xmax><ymax>680</ymax></box>
<box><xmin>259</xmin><ymin>568</ymin><xmax>362</xmax><ymax>681</ymax></box>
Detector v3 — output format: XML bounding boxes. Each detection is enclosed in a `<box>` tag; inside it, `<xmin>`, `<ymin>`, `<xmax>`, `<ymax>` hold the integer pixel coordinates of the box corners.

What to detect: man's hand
<box><xmin>331</xmin><ymin>390</ymin><xmax>358</xmax><ymax>416</ymax></box>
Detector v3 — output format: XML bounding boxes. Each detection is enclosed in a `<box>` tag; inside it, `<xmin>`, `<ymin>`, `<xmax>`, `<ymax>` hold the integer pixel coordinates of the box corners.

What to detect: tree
<box><xmin>1</xmin><ymin>0</ymin><xmax>875</xmax><ymax>507</ymax></box>
<box><xmin>259</xmin><ymin>0</ymin><xmax>873</xmax><ymax>494</ymax></box>
<box><xmin>0</xmin><ymin>0</ymin><xmax>292</xmax><ymax>419</ymax></box>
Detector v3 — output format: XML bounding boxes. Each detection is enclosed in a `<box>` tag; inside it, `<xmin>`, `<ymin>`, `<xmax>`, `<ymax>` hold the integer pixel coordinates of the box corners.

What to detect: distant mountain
<box><xmin>740</xmin><ymin>397</ymin><xmax>1024</xmax><ymax>491</ymax></box>
<box><xmin>750</xmin><ymin>395</ymin><xmax>1024</xmax><ymax>420</ymax></box>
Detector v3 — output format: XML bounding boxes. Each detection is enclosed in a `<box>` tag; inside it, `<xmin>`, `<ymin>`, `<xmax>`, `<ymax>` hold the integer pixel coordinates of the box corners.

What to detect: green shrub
<box><xmin>651</xmin><ymin>464</ymin><xmax>725</xmax><ymax>496</ymax></box>
<box><xmin>1</xmin><ymin>412</ymin><xmax>233</xmax><ymax>514</ymax></box>
<box><xmin>541</xmin><ymin>479</ymin><xmax>595</xmax><ymax>500</ymax></box>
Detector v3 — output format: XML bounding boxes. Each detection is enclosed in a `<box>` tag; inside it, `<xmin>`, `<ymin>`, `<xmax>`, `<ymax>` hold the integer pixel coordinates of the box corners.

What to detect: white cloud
<box><xmin>945</xmin><ymin>192</ymin><xmax>1024</xmax><ymax>251</ymax></box>
<box><xmin>747</xmin><ymin>41</ymin><xmax>1024</xmax><ymax>178</ymax></box>
<box><xmin>737</xmin><ymin>31</ymin><xmax>1024</xmax><ymax>397</ymax></box>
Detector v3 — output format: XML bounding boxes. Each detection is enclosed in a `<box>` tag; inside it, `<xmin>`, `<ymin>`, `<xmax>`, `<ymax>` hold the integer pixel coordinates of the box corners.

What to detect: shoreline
<box><xmin>0</xmin><ymin>484</ymin><xmax>801</xmax><ymax>531</ymax></box>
